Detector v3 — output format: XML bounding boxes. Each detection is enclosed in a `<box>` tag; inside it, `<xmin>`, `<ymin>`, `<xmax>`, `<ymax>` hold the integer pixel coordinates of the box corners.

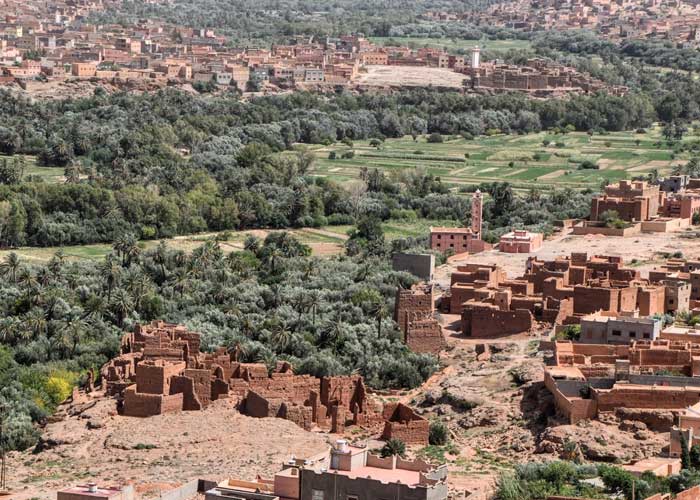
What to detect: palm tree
<box><xmin>17</xmin><ymin>267</ymin><xmax>38</xmax><ymax>291</ymax></box>
<box><xmin>56</xmin><ymin>316</ymin><xmax>87</xmax><ymax>357</ymax></box>
<box><xmin>170</xmin><ymin>268</ymin><xmax>191</xmax><ymax>298</ymax></box>
<box><xmin>124</xmin><ymin>268</ymin><xmax>153</xmax><ymax>311</ymax></box>
<box><xmin>153</xmin><ymin>240</ymin><xmax>169</xmax><ymax>283</ymax></box>
<box><xmin>25</xmin><ymin>307</ymin><xmax>47</xmax><ymax>340</ymax></box>
<box><xmin>372</xmin><ymin>300</ymin><xmax>388</xmax><ymax>339</ymax></box>
<box><xmin>114</xmin><ymin>233</ymin><xmax>140</xmax><ymax>267</ymax></box>
<box><xmin>307</xmin><ymin>290</ymin><xmax>321</xmax><ymax>326</ymax></box>
<box><xmin>380</xmin><ymin>438</ymin><xmax>406</xmax><ymax>458</ymax></box>
<box><xmin>1</xmin><ymin>252</ymin><xmax>21</xmax><ymax>283</ymax></box>
<box><xmin>110</xmin><ymin>288</ymin><xmax>134</xmax><ymax>327</ymax></box>
<box><xmin>82</xmin><ymin>293</ymin><xmax>106</xmax><ymax>320</ymax></box>
<box><xmin>99</xmin><ymin>255</ymin><xmax>121</xmax><ymax>301</ymax></box>
<box><xmin>270</xmin><ymin>321</ymin><xmax>293</xmax><ymax>351</ymax></box>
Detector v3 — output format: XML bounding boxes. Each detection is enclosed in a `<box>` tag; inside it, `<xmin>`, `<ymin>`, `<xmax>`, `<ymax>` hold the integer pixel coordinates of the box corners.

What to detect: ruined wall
<box><xmin>381</xmin><ymin>403</ymin><xmax>429</xmax><ymax>445</ymax></box>
<box><xmin>122</xmin><ymin>386</ymin><xmax>184</xmax><ymax>417</ymax></box>
<box><xmin>462</xmin><ymin>305</ymin><xmax>533</xmax><ymax>337</ymax></box>
<box><xmin>134</xmin><ymin>361</ymin><xmax>185</xmax><ymax>395</ymax></box>
<box><xmin>394</xmin><ymin>285</ymin><xmax>434</xmax><ymax>332</ymax></box>
<box><xmin>405</xmin><ymin>319</ymin><xmax>446</xmax><ymax>355</ymax></box>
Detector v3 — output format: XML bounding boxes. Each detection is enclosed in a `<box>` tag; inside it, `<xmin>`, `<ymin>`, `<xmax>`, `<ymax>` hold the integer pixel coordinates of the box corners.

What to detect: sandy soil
<box><xmin>357</xmin><ymin>65</ymin><xmax>465</xmax><ymax>88</ymax></box>
<box><xmin>8</xmin><ymin>398</ymin><xmax>328</xmax><ymax>500</ymax></box>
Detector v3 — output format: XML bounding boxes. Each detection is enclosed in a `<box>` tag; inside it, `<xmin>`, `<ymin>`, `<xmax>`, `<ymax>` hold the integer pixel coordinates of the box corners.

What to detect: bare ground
<box><xmin>357</xmin><ymin>65</ymin><xmax>465</xmax><ymax>88</ymax></box>
<box><xmin>8</xmin><ymin>398</ymin><xmax>328</xmax><ymax>500</ymax></box>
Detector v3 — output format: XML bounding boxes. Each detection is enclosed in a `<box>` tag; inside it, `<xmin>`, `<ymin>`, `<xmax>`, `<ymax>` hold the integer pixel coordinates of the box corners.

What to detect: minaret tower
<box><xmin>471</xmin><ymin>46</ymin><xmax>481</xmax><ymax>70</ymax></box>
<box><xmin>471</xmin><ymin>189</ymin><xmax>483</xmax><ymax>239</ymax></box>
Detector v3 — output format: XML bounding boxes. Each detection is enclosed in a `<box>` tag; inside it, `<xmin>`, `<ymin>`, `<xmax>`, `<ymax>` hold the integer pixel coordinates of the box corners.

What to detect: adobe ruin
<box><xmin>101</xmin><ymin>321</ymin><xmax>425</xmax><ymax>441</ymax></box>
<box><xmin>394</xmin><ymin>283</ymin><xmax>446</xmax><ymax>355</ymax></box>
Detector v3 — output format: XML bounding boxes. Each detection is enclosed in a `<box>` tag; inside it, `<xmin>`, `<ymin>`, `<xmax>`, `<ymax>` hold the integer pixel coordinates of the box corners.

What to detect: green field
<box><xmin>0</xmin><ymin>154</ymin><xmax>65</xmax><ymax>183</ymax></box>
<box><xmin>0</xmin><ymin>219</ymin><xmax>461</xmax><ymax>263</ymax></box>
<box><xmin>312</xmin><ymin>126</ymin><xmax>690</xmax><ymax>191</ymax></box>
<box><xmin>369</xmin><ymin>37</ymin><xmax>532</xmax><ymax>53</ymax></box>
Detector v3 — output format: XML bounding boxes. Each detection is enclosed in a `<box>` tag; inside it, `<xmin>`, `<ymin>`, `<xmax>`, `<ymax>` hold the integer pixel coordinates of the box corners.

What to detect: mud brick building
<box><xmin>589</xmin><ymin>180</ymin><xmax>662</xmax><ymax>223</ymax></box>
<box><xmin>498</xmin><ymin>229</ymin><xmax>543</xmax><ymax>253</ymax></box>
<box><xmin>394</xmin><ymin>283</ymin><xmax>434</xmax><ymax>333</ymax></box>
<box><xmin>394</xmin><ymin>283</ymin><xmax>446</xmax><ymax>355</ymax></box>
<box><xmin>381</xmin><ymin>403</ymin><xmax>430</xmax><ymax>445</ymax></box>
<box><xmin>650</xmin><ymin>258</ymin><xmax>700</xmax><ymax>308</ymax></box>
<box><xmin>545</xmin><ymin>340</ymin><xmax>700</xmax><ymax>424</ymax></box>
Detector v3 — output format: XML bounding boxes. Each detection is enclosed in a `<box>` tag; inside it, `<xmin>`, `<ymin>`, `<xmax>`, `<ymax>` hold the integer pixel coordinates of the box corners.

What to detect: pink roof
<box><xmin>59</xmin><ymin>486</ymin><xmax>123</xmax><ymax>498</ymax></box>
<box><xmin>331</xmin><ymin>466</ymin><xmax>421</xmax><ymax>486</ymax></box>
<box><xmin>430</xmin><ymin>227</ymin><xmax>474</xmax><ymax>234</ymax></box>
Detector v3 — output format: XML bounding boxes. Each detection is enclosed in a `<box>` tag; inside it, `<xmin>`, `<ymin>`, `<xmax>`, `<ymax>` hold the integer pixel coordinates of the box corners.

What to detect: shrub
<box><xmin>555</xmin><ymin>325</ymin><xmax>581</xmax><ymax>340</ymax></box>
<box><xmin>427</xmin><ymin>133</ymin><xmax>444</xmax><ymax>143</ymax></box>
<box><xmin>380</xmin><ymin>438</ymin><xmax>406</xmax><ymax>458</ymax></box>
<box><xmin>578</xmin><ymin>160</ymin><xmax>599</xmax><ymax>170</ymax></box>
<box><xmin>328</xmin><ymin>151</ymin><xmax>337</xmax><ymax>160</ymax></box>
<box><xmin>342</xmin><ymin>151</ymin><xmax>355</xmax><ymax>159</ymax></box>
<box><xmin>429</xmin><ymin>421</ymin><xmax>449</xmax><ymax>446</ymax></box>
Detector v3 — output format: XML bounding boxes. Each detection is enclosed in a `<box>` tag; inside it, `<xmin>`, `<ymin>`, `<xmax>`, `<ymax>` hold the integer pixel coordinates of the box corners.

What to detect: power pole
<box><xmin>0</xmin><ymin>403</ymin><xmax>7</xmax><ymax>493</ymax></box>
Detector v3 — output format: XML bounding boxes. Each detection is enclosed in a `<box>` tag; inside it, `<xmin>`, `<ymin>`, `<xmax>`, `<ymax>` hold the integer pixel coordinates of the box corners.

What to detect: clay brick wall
<box><xmin>248</xmin><ymin>374</ymin><xmax>319</xmax><ymax>406</ymax></box>
<box><xmin>122</xmin><ymin>386</ymin><xmax>184</xmax><ymax>417</ymax></box>
<box><xmin>395</xmin><ymin>284</ymin><xmax>434</xmax><ymax>332</ymax></box>
<box><xmin>637</xmin><ymin>286</ymin><xmax>666</xmax><ymax>317</ymax></box>
<box><xmin>321</xmin><ymin>375</ymin><xmax>361</xmax><ymax>408</ymax></box>
<box><xmin>405</xmin><ymin>319</ymin><xmax>446</xmax><ymax>355</ymax></box>
<box><xmin>170</xmin><ymin>375</ymin><xmax>201</xmax><ymax>411</ymax></box>
<box><xmin>542</xmin><ymin>278</ymin><xmax>574</xmax><ymax>301</ymax></box>
<box><xmin>574</xmin><ymin>286</ymin><xmax>618</xmax><ymax>315</ymax></box>
<box><xmin>381</xmin><ymin>403</ymin><xmax>429</xmax><ymax>445</ymax></box>
<box><xmin>450</xmin><ymin>284</ymin><xmax>492</xmax><ymax>313</ymax></box>
<box><xmin>183</xmin><ymin>369</ymin><xmax>212</xmax><ymax>407</ymax></box>
<box><xmin>462</xmin><ymin>304</ymin><xmax>533</xmax><ymax>337</ymax></box>
<box><xmin>501</xmin><ymin>280</ymin><xmax>534</xmax><ymax>296</ymax></box>
<box><xmin>595</xmin><ymin>386</ymin><xmax>700</xmax><ymax>411</ymax></box>
<box><xmin>382</xmin><ymin>419</ymin><xmax>430</xmax><ymax>445</ymax></box>
<box><xmin>135</xmin><ymin>361</ymin><xmax>185</xmax><ymax>395</ymax></box>
<box><xmin>676</xmin><ymin>485</ymin><xmax>700</xmax><ymax>500</ymax></box>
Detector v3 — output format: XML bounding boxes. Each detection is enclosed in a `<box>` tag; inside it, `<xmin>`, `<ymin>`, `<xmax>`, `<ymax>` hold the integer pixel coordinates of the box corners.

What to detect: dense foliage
<box><xmin>495</xmin><ymin>461</ymin><xmax>698</xmax><ymax>500</ymax></box>
<box><xmin>0</xmin><ymin>87</ymin><xmax>635</xmax><ymax>247</ymax></box>
<box><xmin>91</xmin><ymin>0</ymin><xmax>505</xmax><ymax>45</ymax></box>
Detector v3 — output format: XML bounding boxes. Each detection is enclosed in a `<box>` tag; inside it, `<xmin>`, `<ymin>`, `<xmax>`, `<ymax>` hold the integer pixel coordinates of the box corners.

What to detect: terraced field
<box><xmin>312</xmin><ymin>127</ymin><xmax>688</xmax><ymax>190</ymax></box>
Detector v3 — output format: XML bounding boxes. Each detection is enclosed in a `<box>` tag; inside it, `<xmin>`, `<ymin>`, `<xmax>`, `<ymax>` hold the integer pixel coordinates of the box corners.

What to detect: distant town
<box><xmin>0</xmin><ymin>0</ymin><xmax>627</xmax><ymax>96</ymax></box>
<box><xmin>425</xmin><ymin>0</ymin><xmax>700</xmax><ymax>46</ymax></box>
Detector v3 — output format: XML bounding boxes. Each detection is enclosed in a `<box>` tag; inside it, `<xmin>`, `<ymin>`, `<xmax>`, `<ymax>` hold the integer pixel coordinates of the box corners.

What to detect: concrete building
<box><xmin>58</xmin><ymin>484</ymin><xmax>135</xmax><ymax>500</ymax></box>
<box><xmin>579</xmin><ymin>313</ymin><xmax>662</xmax><ymax>344</ymax></box>
<box><xmin>299</xmin><ymin>441</ymin><xmax>448</xmax><ymax>500</ymax></box>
